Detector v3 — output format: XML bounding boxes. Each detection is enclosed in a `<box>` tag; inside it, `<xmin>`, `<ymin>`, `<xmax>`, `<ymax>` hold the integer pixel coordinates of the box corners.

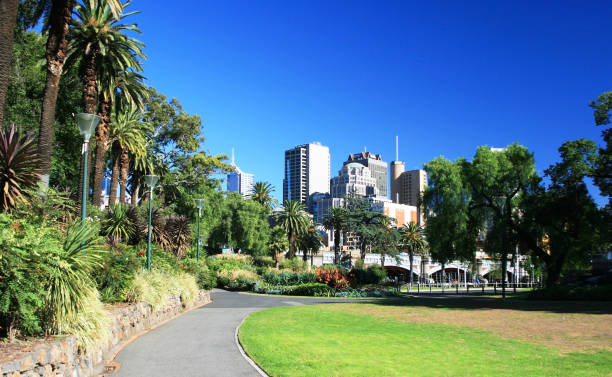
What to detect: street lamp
<box><xmin>75</xmin><ymin>113</ymin><xmax>100</xmax><ymax>224</ymax></box>
<box><xmin>195</xmin><ymin>199</ymin><xmax>205</xmax><ymax>260</ymax></box>
<box><xmin>144</xmin><ymin>174</ymin><xmax>159</xmax><ymax>271</ymax></box>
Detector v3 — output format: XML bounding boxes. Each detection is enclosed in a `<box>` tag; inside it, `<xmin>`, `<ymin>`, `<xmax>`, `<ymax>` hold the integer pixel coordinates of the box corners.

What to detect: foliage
<box><xmin>322</xmin><ymin>206</ymin><xmax>350</xmax><ymax>264</ymax></box>
<box><xmin>252</xmin><ymin>282</ymin><xmax>334</xmax><ymax>297</ymax></box>
<box><xmin>527</xmin><ymin>284</ymin><xmax>612</xmax><ymax>301</ymax></box>
<box><xmin>101</xmin><ymin>203</ymin><xmax>137</xmax><ymax>245</ymax></box>
<box><xmin>274</xmin><ymin>200</ymin><xmax>309</xmax><ymax>259</ymax></box>
<box><xmin>126</xmin><ymin>269</ymin><xmax>198</xmax><ymax>310</ymax></box>
<box><xmin>253</xmin><ymin>255</ymin><xmax>275</xmax><ymax>268</ymax></box>
<box><xmin>349</xmin><ymin>263</ymin><xmax>386</xmax><ymax>285</ymax></box>
<box><xmin>277</xmin><ymin>257</ymin><xmax>310</xmax><ymax>272</ymax></box>
<box><xmin>251</xmin><ymin>181</ymin><xmax>278</xmax><ymax>210</ymax></box>
<box><xmin>180</xmin><ymin>257</ymin><xmax>216</xmax><ymax>290</ymax></box>
<box><xmin>165</xmin><ymin>215</ymin><xmax>192</xmax><ymax>259</ymax></box>
<box><xmin>207</xmin><ymin>254</ymin><xmax>254</xmax><ymax>273</ymax></box>
<box><xmin>268</xmin><ymin>225</ymin><xmax>288</xmax><ymax>267</ymax></box>
<box><xmin>216</xmin><ymin>269</ymin><xmax>259</xmax><ymax>290</ymax></box>
<box><xmin>95</xmin><ymin>244</ymin><xmax>141</xmax><ymax>303</ymax></box>
<box><xmin>0</xmin><ymin>124</ymin><xmax>41</xmax><ymax>212</ymax></box>
<box><xmin>262</xmin><ymin>270</ymin><xmax>317</xmax><ymax>286</ymax></box>
<box><xmin>335</xmin><ymin>287</ymin><xmax>399</xmax><ymax>297</ymax></box>
<box><xmin>316</xmin><ymin>267</ymin><xmax>350</xmax><ymax>289</ymax></box>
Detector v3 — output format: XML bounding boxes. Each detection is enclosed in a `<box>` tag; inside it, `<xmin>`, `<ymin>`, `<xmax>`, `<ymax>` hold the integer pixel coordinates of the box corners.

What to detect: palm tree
<box><xmin>251</xmin><ymin>181</ymin><xmax>278</xmax><ymax>210</ymax></box>
<box><xmin>274</xmin><ymin>200</ymin><xmax>309</xmax><ymax>259</ymax></box>
<box><xmin>322</xmin><ymin>207</ymin><xmax>349</xmax><ymax>265</ymax></box>
<box><xmin>400</xmin><ymin>222</ymin><xmax>428</xmax><ymax>288</ymax></box>
<box><xmin>0</xmin><ymin>0</ymin><xmax>19</xmax><ymax>128</ymax></box>
<box><xmin>107</xmin><ymin>107</ymin><xmax>149</xmax><ymax>204</ymax></box>
<box><xmin>66</xmin><ymin>0</ymin><xmax>145</xmax><ymax>204</ymax></box>
<box><xmin>268</xmin><ymin>226</ymin><xmax>288</xmax><ymax>268</ymax></box>
<box><xmin>297</xmin><ymin>224</ymin><xmax>323</xmax><ymax>265</ymax></box>
<box><xmin>93</xmin><ymin>70</ymin><xmax>147</xmax><ymax>206</ymax></box>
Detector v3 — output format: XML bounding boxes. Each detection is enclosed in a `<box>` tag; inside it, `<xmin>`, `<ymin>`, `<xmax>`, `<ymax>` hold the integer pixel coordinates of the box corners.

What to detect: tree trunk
<box><xmin>0</xmin><ymin>0</ymin><xmax>19</xmax><ymax>128</ymax></box>
<box><xmin>109</xmin><ymin>143</ymin><xmax>120</xmax><ymax>205</ymax></box>
<box><xmin>501</xmin><ymin>250</ymin><xmax>508</xmax><ymax>298</ymax></box>
<box><xmin>93</xmin><ymin>99</ymin><xmax>112</xmax><ymax>206</ymax></box>
<box><xmin>360</xmin><ymin>239</ymin><xmax>367</xmax><ymax>261</ymax></box>
<box><xmin>409</xmin><ymin>249</ymin><xmax>414</xmax><ymax>289</ymax></box>
<box><xmin>77</xmin><ymin>48</ymin><xmax>98</xmax><ymax>206</ymax></box>
<box><xmin>37</xmin><ymin>0</ymin><xmax>74</xmax><ymax>188</ymax></box>
<box><xmin>287</xmin><ymin>230</ymin><xmax>294</xmax><ymax>259</ymax></box>
<box><xmin>302</xmin><ymin>245</ymin><xmax>308</xmax><ymax>262</ymax></box>
<box><xmin>131</xmin><ymin>170</ymin><xmax>141</xmax><ymax>207</ymax></box>
<box><xmin>334</xmin><ymin>228</ymin><xmax>341</xmax><ymax>265</ymax></box>
<box><xmin>119</xmin><ymin>147</ymin><xmax>129</xmax><ymax>203</ymax></box>
<box><xmin>441</xmin><ymin>263</ymin><xmax>445</xmax><ymax>293</ymax></box>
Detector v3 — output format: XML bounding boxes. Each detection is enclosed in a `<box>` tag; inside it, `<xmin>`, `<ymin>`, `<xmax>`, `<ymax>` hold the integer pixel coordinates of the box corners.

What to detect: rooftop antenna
<box><xmin>395</xmin><ymin>135</ymin><xmax>399</xmax><ymax>161</ymax></box>
<box><xmin>364</xmin><ymin>146</ymin><xmax>367</xmax><ymax>153</ymax></box>
<box><xmin>231</xmin><ymin>148</ymin><xmax>235</xmax><ymax>165</ymax></box>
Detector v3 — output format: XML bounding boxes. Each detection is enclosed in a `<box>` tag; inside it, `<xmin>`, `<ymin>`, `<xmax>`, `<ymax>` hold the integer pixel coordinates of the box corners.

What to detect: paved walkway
<box><xmin>113</xmin><ymin>289</ymin><xmax>361</xmax><ymax>377</ymax></box>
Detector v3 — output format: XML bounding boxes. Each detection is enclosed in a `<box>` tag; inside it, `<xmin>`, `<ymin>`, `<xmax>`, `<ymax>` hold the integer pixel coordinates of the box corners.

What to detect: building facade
<box><xmin>283</xmin><ymin>142</ymin><xmax>330</xmax><ymax>204</ymax></box>
<box><xmin>330</xmin><ymin>162</ymin><xmax>378</xmax><ymax>198</ymax></box>
<box><xmin>344</xmin><ymin>152</ymin><xmax>388</xmax><ymax>198</ymax></box>
<box><xmin>227</xmin><ymin>166</ymin><xmax>254</xmax><ymax>197</ymax></box>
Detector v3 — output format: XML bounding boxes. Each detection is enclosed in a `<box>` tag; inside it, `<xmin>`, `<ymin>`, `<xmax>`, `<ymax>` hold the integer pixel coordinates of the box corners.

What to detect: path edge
<box><xmin>235</xmin><ymin>314</ymin><xmax>270</xmax><ymax>377</ymax></box>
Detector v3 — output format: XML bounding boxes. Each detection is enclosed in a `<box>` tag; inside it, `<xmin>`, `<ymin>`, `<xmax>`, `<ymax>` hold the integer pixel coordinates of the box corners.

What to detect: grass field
<box><xmin>238</xmin><ymin>298</ymin><xmax>612</xmax><ymax>377</ymax></box>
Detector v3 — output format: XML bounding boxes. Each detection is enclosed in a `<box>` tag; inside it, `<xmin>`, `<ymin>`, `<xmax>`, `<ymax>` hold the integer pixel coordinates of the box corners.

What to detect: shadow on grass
<box><xmin>363</xmin><ymin>295</ymin><xmax>612</xmax><ymax>315</ymax></box>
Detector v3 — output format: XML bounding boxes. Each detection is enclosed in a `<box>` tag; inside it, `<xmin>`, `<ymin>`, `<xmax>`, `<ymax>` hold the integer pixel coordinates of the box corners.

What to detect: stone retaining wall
<box><xmin>0</xmin><ymin>290</ymin><xmax>211</xmax><ymax>377</ymax></box>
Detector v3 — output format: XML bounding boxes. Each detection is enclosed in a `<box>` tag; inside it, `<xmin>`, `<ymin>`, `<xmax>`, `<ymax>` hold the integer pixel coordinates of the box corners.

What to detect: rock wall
<box><xmin>0</xmin><ymin>290</ymin><xmax>211</xmax><ymax>377</ymax></box>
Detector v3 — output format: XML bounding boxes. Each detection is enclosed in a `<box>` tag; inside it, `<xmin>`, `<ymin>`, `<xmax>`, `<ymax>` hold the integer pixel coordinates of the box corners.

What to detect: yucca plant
<box><xmin>102</xmin><ymin>203</ymin><xmax>136</xmax><ymax>245</ymax></box>
<box><xmin>0</xmin><ymin>124</ymin><xmax>41</xmax><ymax>212</ymax></box>
<box><xmin>165</xmin><ymin>215</ymin><xmax>192</xmax><ymax>259</ymax></box>
<box><xmin>149</xmin><ymin>208</ymin><xmax>170</xmax><ymax>251</ymax></box>
<box><xmin>41</xmin><ymin>221</ymin><xmax>107</xmax><ymax>337</ymax></box>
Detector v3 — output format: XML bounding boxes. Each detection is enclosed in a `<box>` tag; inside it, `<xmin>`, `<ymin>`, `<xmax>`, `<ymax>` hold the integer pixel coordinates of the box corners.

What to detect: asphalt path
<box><xmin>112</xmin><ymin>289</ymin><xmax>369</xmax><ymax>377</ymax></box>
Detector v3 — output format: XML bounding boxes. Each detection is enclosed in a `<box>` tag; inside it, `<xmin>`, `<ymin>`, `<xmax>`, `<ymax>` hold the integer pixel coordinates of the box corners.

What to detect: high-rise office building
<box><xmin>344</xmin><ymin>152</ymin><xmax>388</xmax><ymax>198</ymax></box>
<box><xmin>283</xmin><ymin>142</ymin><xmax>330</xmax><ymax>204</ymax></box>
<box><xmin>227</xmin><ymin>150</ymin><xmax>254</xmax><ymax>197</ymax></box>
<box><xmin>331</xmin><ymin>163</ymin><xmax>378</xmax><ymax>198</ymax></box>
<box><xmin>389</xmin><ymin>136</ymin><xmax>427</xmax><ymax>225</ymax></box>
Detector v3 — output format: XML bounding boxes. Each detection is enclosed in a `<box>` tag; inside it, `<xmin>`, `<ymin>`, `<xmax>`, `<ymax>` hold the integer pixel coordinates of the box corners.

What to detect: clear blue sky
<box><xmin>130</xmin><ymin>1</ymin><xmax>611</xmax><ymax>204</ymax></box>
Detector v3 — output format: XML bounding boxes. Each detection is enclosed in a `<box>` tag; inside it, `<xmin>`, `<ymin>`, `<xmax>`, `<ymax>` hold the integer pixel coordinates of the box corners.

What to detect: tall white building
<box><xmin>330</xmin><ymin>162</ymin><xmax>377</xmax><ymax>198</ymax></box>
<box><xmin>227</xmin><ymin>151</ymin><xmax>254</xmax><ymax>197</ymax></box>
<box><xmin>283</xmin><ymin>142</ymin><xmax>330</xmax><ymax>204</ymax></box>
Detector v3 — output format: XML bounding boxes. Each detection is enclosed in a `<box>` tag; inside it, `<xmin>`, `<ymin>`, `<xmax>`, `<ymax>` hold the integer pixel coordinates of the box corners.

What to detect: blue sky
<box><xmin>130</xmin><ymin>1</ymin><xmax>611</xmax><ymax>204</ymax></box>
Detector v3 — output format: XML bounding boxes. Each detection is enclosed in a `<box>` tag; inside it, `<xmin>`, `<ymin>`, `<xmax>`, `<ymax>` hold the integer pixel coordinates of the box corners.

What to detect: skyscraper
<box><xmin>331</xmin><ymin>162</ymin><xmax>378</xmax><ymax>198</ymax></box>
<box><xmin>283</xmin><ymin>142</ymin><xmax>330</xmax><ymax>204</ymax></box>
<box><xmin>389</xmin><ymin>136</ymin><xmax>427</xmax><ymax>225</ymax></box>
<box><xmin>343</xmin><ymin>151</ymin><xmax>388</xmax><ymax>198</ymax></box>
<box><xmin>227</xmin><ymin>150</ymin><xmax>254</xmax><ymax>197</ymax></box>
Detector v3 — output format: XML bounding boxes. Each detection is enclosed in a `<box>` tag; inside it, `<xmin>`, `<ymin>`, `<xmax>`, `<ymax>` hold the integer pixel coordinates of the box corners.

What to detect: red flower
<box><xmin>137</xmin><ymin>250</ymin><xmax>146</xmax><ymax>256</ymax></box>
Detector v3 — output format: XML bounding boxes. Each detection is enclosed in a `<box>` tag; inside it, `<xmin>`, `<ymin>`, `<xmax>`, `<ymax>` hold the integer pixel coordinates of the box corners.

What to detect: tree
<box><xmin>251</xmin><ymin>181</ymin><xmax>278</xmax><ymax>211</ymax></box>
<box><xmin>589</xmin><ymin>92</ymin><xmax>612</xmax><ymax>203</ymax></box>
<box><xmin>399</xmin><ymin>222</ymin><xmax>427</xmax><ymax>288</ymax></box>
<box><xmin>0</xmin><ymin>0</ymin><xmax>19</xmax><ymax>128</ymax></box>
<box><xmin>268</xmin><ymin>226</ymin><xmax>288</xmax><ymax>268</ymax></box>
<box><xmin>344</xmin><ymin>195</ymin><xmax>388</xmax><ymax>261</ymax></box>
<box><xmin>274</xmin><ymin>200</ymin><xmax>309</xmax><ymax>259</ymax></box>
<box><xmin>107</xmin><ymin>107</ymin><xmax>149</xmax><ymax>204</ymax></box>
<box><xmin>297</xmin><ymin>223</ymin><xmax>323</xmax><ymax>265</ymax></box>
<box><xmin>322</xmin><ymin>206</ymin><xmax>350</xmax><ymax>265</ymax></box>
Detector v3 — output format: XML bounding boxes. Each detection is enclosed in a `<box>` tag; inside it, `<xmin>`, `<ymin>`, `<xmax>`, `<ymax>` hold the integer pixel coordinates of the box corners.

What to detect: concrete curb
<box><xmin>235</xmin><ymin>313</ymin><xmax>269</xmax><ymax>377</ymax></box>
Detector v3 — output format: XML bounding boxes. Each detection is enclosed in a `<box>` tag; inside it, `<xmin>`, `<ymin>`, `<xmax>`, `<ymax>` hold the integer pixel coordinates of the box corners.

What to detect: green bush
<box><xmin>252</xmin><ymin>282</ymin><xmax>334</xmax><ymax>297</ymax></box>
<box><xmin>95</xmin><ymin>244</ymin><xmax>141</xmax><ymax>303</ymax></box>
<box><xmin>181</xmin><ymin>257</ymin><xmax>216</xmax><ymax>290</ymax></box>
<box><xmin>350</xmin><ymin>264</ymin><xmax>386</xmax><ymax>285</ymax></box>
<box><xmin>278</xmin><ymin>257</ymin><xmax>310</xmax><ymax>271</ymax></box>
<box><xmin>208</xmin><ymin>254</ymin><xmax>255</xmax><ymax>273</ymax></box>
<box><xmin>217</xmin><ymin>269</ymin><xmax>259</xmax><ymax>290</ymax></box>
<box><xmin>263</xmin><ymin>270</ymin><xmax>317</xmax><ymax>286</ymax></box>
<box><xmin>527</xmin><ymin>285</ymin><xmax>612</xmax><ymax>301</ymax></box>
<box><xmin>253</xmin><ymin>255</ymin><xmax>275</xmax><ymax>268</ymax></box>
<box><xmin>126</xmin><ymin>269</ymin><xmax>199</xmax><ymax>309</ymax></box>
<box><xmin>335</xmin><ymin>288</ymin><xmax>399</xmax><ymax>297</ymax></box>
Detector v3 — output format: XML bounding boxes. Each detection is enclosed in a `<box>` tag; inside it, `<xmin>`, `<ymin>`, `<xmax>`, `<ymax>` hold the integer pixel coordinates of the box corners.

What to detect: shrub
<box><xmin>284</xmin><ymin>283</ymin><xmax>334</xmax><ymax>297</ymax></box>
<box><xmin>126</xmin><ymin>269</ymin><xmax>199</xmax><ymax>309</ymax></box>
<box><xmin>278</xmin><ymin>257</ymin><xmax>310</xmax><ymax>272</ymax></box>
<box><xmin>208</xmin><ymin>254</ymin><xmax>254</xmax><ymax>273</ymax></box>
<box><xmin>95</xmin><ymin>244</ymin><xmax>141</xmax><ymax>303</ymax></box>
<box><xmin>527</xmin><ymin>285</ymin><xmax>612</xmax><ymax>301</ymax></box>
<box><xmin>165</xmin><ymin>215</ymin><xmax>192</xmax><ymax>259</ymax></box>
<box><xmin>335</xmin><ymin>288</ymin><xmax>399</xmax><ymax>298</ymax></box>
<box><xmin>350</xmin><ymin>264</ymin><xmax>387</xmax><ymax>285</ymax></box>
<box><xmin>253</xmin><ymin>255</ymin><xmax>275</xmax><ymax>268</ymax></box>
<box><xmin>316</xmin><ymin>267</ymin><xmax>350</xmax><ymax>289</ymax></box>
<box><xmin>181</xmin><ymin>257</ymin><xmax>216</xmax><ymax>290</ymax></box>
<box><xmin>263</xmin><ymin>270</ymin><xmax>317</xmax><ymax>286</ymax></box>
<box><xmin>217</xmin><ymin>269</ymin><xmax>259</xmax><ymax>290</ymax></box>
<box><xmin>102</xmin><ymin>203</ymin><xmax>137</xmax><ymax>245</ymax></box>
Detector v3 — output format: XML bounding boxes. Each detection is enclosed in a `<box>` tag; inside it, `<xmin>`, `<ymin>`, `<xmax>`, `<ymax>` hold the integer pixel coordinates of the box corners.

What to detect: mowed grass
<box><xmin>239</xmin><ymin>303</ymin><xmax>612</xmax><ymax>377</ymax></box>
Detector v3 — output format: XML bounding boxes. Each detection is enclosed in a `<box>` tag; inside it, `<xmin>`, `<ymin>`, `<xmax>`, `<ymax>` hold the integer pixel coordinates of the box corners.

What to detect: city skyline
<box><xmin>130</xmin><ymin>2</ymin><xmax>611</xmax><ymax>206</ymax></box>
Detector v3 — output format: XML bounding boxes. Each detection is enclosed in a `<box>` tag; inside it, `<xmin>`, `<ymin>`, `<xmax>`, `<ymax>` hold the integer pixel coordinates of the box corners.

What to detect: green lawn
<box><xmin>239</xmin><ymin>304</ymin><xmax>612</xmax><ymax>377</ymax></box>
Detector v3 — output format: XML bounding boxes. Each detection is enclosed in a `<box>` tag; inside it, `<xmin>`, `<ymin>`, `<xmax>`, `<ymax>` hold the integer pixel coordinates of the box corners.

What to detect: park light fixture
<box><xmin>74</xmin><ymin>113</ymin><xmax>100</xmax><ymax>224</ymax></box>
<box><xmin>195</xmin><ymin>199</ymin><xmax>205</xmax><ymax>260</ymax></box>
<box><xmin>144</xmin><ymin>174</ymin><xmax>159</xmax><ymax>271</ymax></box>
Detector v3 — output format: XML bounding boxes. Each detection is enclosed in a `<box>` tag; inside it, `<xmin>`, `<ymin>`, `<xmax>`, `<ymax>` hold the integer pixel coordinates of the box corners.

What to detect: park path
<box><xmin>112</xmin><ymin>289</ymin><xmax>358</xmax><ymax>377</ymax></box>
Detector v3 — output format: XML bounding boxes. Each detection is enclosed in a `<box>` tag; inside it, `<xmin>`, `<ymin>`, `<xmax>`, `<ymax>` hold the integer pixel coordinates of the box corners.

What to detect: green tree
<box><xmin>275</xmin><ymin>200</ymin><xmax>309</xmax><ymax>259</ymax></box>
<box><xmin>589</xmin><ymin>92</ymin><xmax>612</xmax><ymax>203</ymax></box>
<box><xmin>251</xmin><ymin>181</ymin><xmax>278</xmax><ymax>211</ymax></box>
<box><xmin>297</xmin><ymin>223</ymin><xmax>323</xmax><ymax>264</ymax></box>
<box><xmin>399</xmin><ymin>222</ymin><xmax>427</xmax><ymax>288</ymax></box>
<box><xmin>322</xmin><ymin>206</ymin><xmax>350</xmax><ymax>265</ymax></box>
<box><xmin>268</xmin><ymin>225</ymin><xmax>289</xmax><ymax>268</ymax></box>
<box><xmin>0</xmin><ymin>0</ymin><xmax>19</xmax><ymax>128</ymax></box>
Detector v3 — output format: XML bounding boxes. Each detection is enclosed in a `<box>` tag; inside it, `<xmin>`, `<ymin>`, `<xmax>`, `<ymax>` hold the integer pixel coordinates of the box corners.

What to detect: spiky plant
<box><xmin>0</xmin><ymin>124</ymin><xmax>41</xmax><ymax>212</ymax></box>
<box><xmin>149</xmin><ymin>208</ymin><xmax>170</xmax><ymax>251</ymax></box>
<box><xmin>102</xmin><ymin>203</ymin><xmax>136</xmax><ymax>245</ymax></box>
<box><xmin>165</xmin><ymin>215</ymin><xmax>192</xmax><ymax>259</ymax></box>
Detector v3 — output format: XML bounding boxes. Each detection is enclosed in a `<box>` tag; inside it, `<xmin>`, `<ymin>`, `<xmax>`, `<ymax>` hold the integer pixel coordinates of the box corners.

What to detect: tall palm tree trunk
<box><xmin>287</xmin><ymin>230</ymin><xmax>295</xmax><ymax>259</ymax></box>
<box><xmin>109</xmin><ymin>143</ymin><xmax>120</xmax><ymax>205</ymax></box>
<box><xmin>93</xmin><ymin>99</ymin><xmax>111</xmax><ymax>206</ymax></box>
<box><xmin>37</xmin><ymin>0</ymin><xmax>74</xmax><ymax>188</ymax></box>
<box><xmin>119</xmin><ymin>147</ymin><xmax>129</xmax><ymax>203</ymax></box>
<box><xmin>131</xmin><ymin>170</ymin><xmax>142</xmax><ymax>207</ymax></box>
<box><xmin>0</xmin><ymin>0</ymin><xmax>19</xmax><ymax>128</ymax></box>
<box><xmin>77</xmin><ymin>50</ymin><xmax>98</xmax><ymax>207</ymax></box>
<box><xmin>409</xmin><ymin>248</ymin><xmax>414</xmax><ymax>289</ymax></box>
<box><xmin>334</xmin><ymin>228</ymin><xmax>341</xmax><ymax>265</ymax></box>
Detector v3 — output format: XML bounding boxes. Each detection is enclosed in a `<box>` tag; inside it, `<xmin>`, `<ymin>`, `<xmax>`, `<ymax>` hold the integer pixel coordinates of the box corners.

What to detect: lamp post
<box><xmin>144</xmin><ymin>174</ymin><xmax>159</xmax><ymax>271</ymax></box>
<box><xmin>75</xmin><ymin>113</ymin><xmax>100</xmax><ymax>225</ymax></box>
<box><xmin>195</xmin><ymin>199</ymin><xmax>205</xmax><ymax>260</ymax></box>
